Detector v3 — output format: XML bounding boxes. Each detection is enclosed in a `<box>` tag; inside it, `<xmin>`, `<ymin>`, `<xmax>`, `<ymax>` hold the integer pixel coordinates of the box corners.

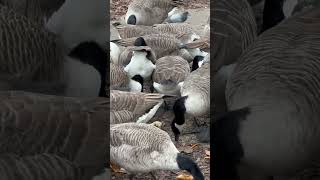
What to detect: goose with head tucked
<box><xmin>152</xmin><ymin>56</ymin><xmax>190</xmax><ymax>95</ymax></box>
<box><xmin>111</xmin><ymin>90</ymin><xmax>167</xmax><ymax>123</ymax></box>
<box><xmin>112</xmin><ymin>33</ymin><xmax>207</xmax><ymax>60</ymax></box>
<box><xmin>213</xmin><ymin>7</ymin><xmax>320</xmax><ymax>180</ymax></box>
<box><xmin>110</xmin><ymin>122</ymin><xmax>205</xmax><ymax>180</ymax></box>
<box><xmin>122</xmin><ymin>46</ymin><xmax>157</xmax><ymax>80</ymax></box>
<box><xmin>0</xmin><ymin>5</ymin><xmax>107</xmax><ymax>98</ymax></box>
<box><xmin>171</xmin><ymin>63</ymin><xmax>210</xmax><ymax>141</ymax></box>
<box><xmin>0</xmin><ymin>90</ymin><xmax>108</xmax><ymax>180</ymax></box>
<box><xmin>110</xmin><ymin>63</ymin><xmax>143</xmax><ymax>92</ymax></box>
<box><xmin>125</xmin><ymin>0</ymin><xmax>185</xmax><ymax>25</ymax></box>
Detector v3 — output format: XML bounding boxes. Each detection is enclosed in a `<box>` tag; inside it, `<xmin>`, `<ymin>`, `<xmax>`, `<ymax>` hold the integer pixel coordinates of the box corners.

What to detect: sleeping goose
<box><xmin>125</xmin><ymin>0</ymin><xmax>184</xmax><ymax>25</ymax></box>
<box><xmin>110</xmin><ymin>122</ymin><xmax>204</xmax><ymax>180</ymax></box>
<box><xmin>122</xmin><ymin>46</ymin><xmax>157</xmax><ymax>79</ymax></box>
<box><xmin>152</xmin><ymin>56</ymin><xmax>190</xmax><ymax>95</ymax></box>
<box><xmin>112</xmin><ymin>33</ymin><xmax>207</xmax><ymax>60</ymax></box>
<box><xmin>111</xmin><ymin>90</ymin><xmax>166</xmax><ymax>123</ymax></box>
<box><xmin>171</xmin><ymin>63</ymin><xmax>210</xmax><ymax>141</ymax></box>
<box><xmin>0</xmin><ymin>90</ymin><xmax>108</xmax><ymax>179</ymax></box>
<box><xmin>213</xmin><ymin>7</ymin><xmax>320</xmax><ymax>180</ymax></box>
<box><xmin>110</xmin><ymin>63</ymin><xmax>143</xmax><ymax>92</ymax></box>
<box><xmin>0</xmin><ymin>5</ymin><xmax>107</xmax><ymax>97</ymax></box>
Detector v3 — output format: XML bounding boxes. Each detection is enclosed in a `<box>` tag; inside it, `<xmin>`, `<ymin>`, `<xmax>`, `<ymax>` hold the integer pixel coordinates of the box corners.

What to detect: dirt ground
<box><xmin>110</xmin><ymin>0</ymin><xmax>210</xmax><ymax>180</ymax></box>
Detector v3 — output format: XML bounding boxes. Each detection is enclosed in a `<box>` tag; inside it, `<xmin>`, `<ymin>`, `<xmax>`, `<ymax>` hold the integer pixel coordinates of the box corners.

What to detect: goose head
<box><xmin>124</xmin><ymin>46</ymin><xmax>156</xmax><ymax>80</ymax></box>
<box><xmin>171</xmin><ymin>96</ymin><xmax>188</xmax><ymax>141</ymax></box>
<box><xmin>191</xmin><ymin>55</ymin><xmax>205</xmax><ymax>71</ymax></box>
<box><xmin>127</xmin><ymin>15</ymin><xmax>137</xmax><ymax>25</ymax></box>
<box><xmin>68</xmin><ymin>41</ymin><xmax>107</xmax><ymax>97</ymax></box>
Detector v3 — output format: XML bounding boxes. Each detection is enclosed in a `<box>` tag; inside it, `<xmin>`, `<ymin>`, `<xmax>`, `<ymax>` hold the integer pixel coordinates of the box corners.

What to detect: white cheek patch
<box><xmin>175</xmin><ymin>123</ymin><xmax>186</xmax><ymax>133</ymax></box>
<box><xmin>129</xmin><ymin>80</ymin><xmax>142</xmax><ymax>92</ymax></box>
<box><xmin>63</xmin><ymin>57</ymin><xmax>101</xmax><ymax>97</ymax></box>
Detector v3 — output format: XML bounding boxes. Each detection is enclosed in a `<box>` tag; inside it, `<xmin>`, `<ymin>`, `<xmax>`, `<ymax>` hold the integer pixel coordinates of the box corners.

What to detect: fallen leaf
<box><xmin>110</xmin><ymin>162</ymin><xmax>124</xmax><ymax>173</ymax></box>
<box><xmin>180</xmin><ymin>146</ymin><xmax>193</xmax><ymax>154</ymax></box>
<box><xmin>205</xmin><ymin>150</ymin><xmax>210</xmax><ymax>156</ymax></box>
<box><xmin>176</xmin><ymin>174</ymin><xmax>194</xmax><ymax>180</ymax></box>
<box><xmin>191</xmin><ymin>144</ymin><xmax>198</xmax><ymax>149</ymax></box>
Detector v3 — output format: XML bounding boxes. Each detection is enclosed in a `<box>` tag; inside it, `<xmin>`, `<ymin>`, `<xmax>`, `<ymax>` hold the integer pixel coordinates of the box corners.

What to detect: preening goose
<box><xmin>111</xmin><ymin>90</ymin><xmax>165</xmax><ymax>123</ymax></box>
<box><xmin>125</xmin><ymin>0</ymin><xmax>184</xmax><ymax>25</ymax></box>
<box><xmin>213</xmin><ymin>7</ymin><xmax>320</xmax><ymax>179</ymax></box>
<box><xmin>110</xmin><ymin>123</ymin><xmax>205</xmax><ymax>180</ymax></box>
<box><xmin>0</xmin><ymin>90</ymin><xmax>108</xmax><ymax>179</ymax></box>
<box><xmin>122</xmin><ymin>46</ymin><xmax>157</xmax><ymax>79</ymax></box>
<box><xmin>212</xmin><ymin>0</ymin><xmax>257</xmax><ymax>72</ymax></box>
<box><xmin>110</xmin><ymin>63</ymin><xmax>143</xmax><ymax>92</ymax></box>
<box><xmin>171</xmin><ymin>63</ymin><xmax>210</xmax><ymax>141</ymax></box>
<box><xmin>112</xmin><ymin>34</ymin><xmax>207</xmax><ymax>59</ymax></box>
<box><xmin>152</xmin><ymin>56</ymin><xmax>190</xmax><ymax>95</ymax></box>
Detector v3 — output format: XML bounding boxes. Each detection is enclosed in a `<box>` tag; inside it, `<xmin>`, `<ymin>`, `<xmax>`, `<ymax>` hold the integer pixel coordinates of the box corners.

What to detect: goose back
<box><xmin>0</xmin><ymin>153</ymin><xmax>83</xmax><ymax>180</ymax></box>
<box><xmin>152</xmin><ymin>56</ymin><xmax>190</xmax><ymax>85</ymax></box>
<box><xmin>111</xmin><ymin>90</ymin><xmax>164</xmax><ymax>116</ymax></box>
<box><xmin>212</xmin><ymin>0</ymin><xmax>257</xmax><ymax>72</ymax></box>
<box><xmin>224</xmin><ymin>7</ymin><xmax>320</xmax><ymax>176</ymax></box>
<box><xmin>0</xmin><ymin>5</ymin><xmax>65</xmax><ymax>89</ymax></box>
<box><xmin>0</xmin><ymin>91</ymin><xmax>108</xmax><ymax>177</ymax></box>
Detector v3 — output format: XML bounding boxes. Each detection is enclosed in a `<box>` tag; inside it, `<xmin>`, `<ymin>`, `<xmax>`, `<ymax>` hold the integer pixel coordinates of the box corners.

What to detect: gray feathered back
<box><xmin>212</xmin><ymin>0</ymin><xmax>257</xmax><ymax>72</ymax></box>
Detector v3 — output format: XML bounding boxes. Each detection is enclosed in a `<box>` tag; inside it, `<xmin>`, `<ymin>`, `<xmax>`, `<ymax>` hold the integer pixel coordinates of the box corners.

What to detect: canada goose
<box><xmin>164</xmin><ymin>7</ymin><xmax>190</xmax><ymax>23</ymax></box>
<box><xmin>115</xmin><ymin>23</ymin><xmax>198</xmax><ymax>43</ymax></box>
<box><xmin>110</xmin><ymin>63</ymin><xmax>143</xmax><ymax>92</ymax></box>
<box><xmin>114</xmin><ymin>24</ymin><xmax>157</xmax><ymax>39</ymax></box>
<box><xmin>112</xmin><ymin>34</ymin><xmax>207</xmax><ymax>59</ymax></box>
<box><xmin>111</xmin><ymin>90</ymin><xmax>166</xmax><ymax>123</ymax></box>
<box><xmin>171</xmin><ymin>63</ymin><xmax>210</xmax><ymax>141</ymax></box>
<box><xmin>46</xmin><ymin>0</ymin><xmax>107</xmax><ymax>50</ymax></box>
<box><xmin>213</xmin><ymin>7</ymin><xmax>320</xmax><ymax>179</ymax></box>
<box><xmin>212</xmin><ymin>0</ymin><xmax>257</xmax><ymax>72</ymax></box>
<box><xmin>0</xmin><ymin>90</ymin><xmax>108</xmax><ymax>179</ymax></box>
<box><xmin>122</xmin><ymin>46</ymin><xmax>157</xmax><ymax>79</ymax></box>
<box><xmin>152</xmin><ymin>56</ymin><xmax>190</xmax><ymax>95</ymax></box>
<box><xmin>0</xmin><ymin>5</ymin><xmax>108</xmax><ymax>97</ymax></box>
<box><xmin>110</xmin><ymin>122</ymin><xmax>205</xmax><ymax>180</ymax></box>
<box><xmin>125</xmin><ymin>0</ymin><xmax>183</xmax><ymax>25</ymax></box>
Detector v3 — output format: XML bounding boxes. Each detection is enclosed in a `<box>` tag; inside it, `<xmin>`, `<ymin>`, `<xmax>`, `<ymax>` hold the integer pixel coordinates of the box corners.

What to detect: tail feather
<box><xmin>180</xmin><ymin>38</ymin><xmax>209</xmax><ymax>49</ymax></box>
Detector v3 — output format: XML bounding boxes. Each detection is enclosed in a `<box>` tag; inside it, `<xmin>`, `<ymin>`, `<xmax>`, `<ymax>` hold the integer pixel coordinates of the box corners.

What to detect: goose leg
<box><xmin>129</xmin><ymin>174</ymin><xmax>135</xmax><ymax>180</ymax></box>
